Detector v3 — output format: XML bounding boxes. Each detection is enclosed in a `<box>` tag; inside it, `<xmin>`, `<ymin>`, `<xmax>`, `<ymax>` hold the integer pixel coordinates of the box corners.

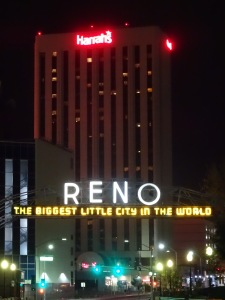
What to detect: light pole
<box><xmin>156</xmin><ymin>262</ymin><xmax>163</xmax><ymax>296</ymax></box>
<box><xmin>1</xmin><ymin>259</ymin><xmax>16</xmax><ymax>298</ymax></box>
<box><xmin>149</xmin><ymin>246</ymin><xmax>154</xmax><ymax>300</ymax></box>
<box><xmin>159</xmin><ymin>243</ymin><xmax>178</xmax><ymax>269</ymax></box>
<box><xmin>139</xmin><ymin>243</ymin><xmax>154</xmax><ymax>297</ymax></box>
<box><xmin>186</xmin><ymin>251</ymin><xmax>193</xmax><ymax>295</ymax></box>
<box><xmin>36</xmin><ymin>237</ymin><xmax>67</xmax><ymax>298</ymax></box>
<box><xmin>206</xmin><ymin>246</ymin><xmax>213</xmax><ymax>287</ymax></box>
<box><xmin>187</xmin><ymin>250</ymin><xmax>202</xmax><ymax>288</ymax></box>
<box><xmin>167</xmin><ymin>259</ymin><xmax>173</xmax><ymax>293</ymax></box>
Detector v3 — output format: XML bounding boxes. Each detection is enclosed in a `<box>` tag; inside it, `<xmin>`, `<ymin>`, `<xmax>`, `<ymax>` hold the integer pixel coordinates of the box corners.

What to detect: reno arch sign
<box><xmin>12</xmin><ymin>181</ymin><xmax>213</xmax><ymax>218</ymax></box>
<box><xmin>76</xmin><ymin>30</ymin><xmax>112</xmax><ymax>45</ymax></box>
<box><xmin>64</xmin><ymin>181</ymin><xmax>160</xmax><ymax>206</ymax></box>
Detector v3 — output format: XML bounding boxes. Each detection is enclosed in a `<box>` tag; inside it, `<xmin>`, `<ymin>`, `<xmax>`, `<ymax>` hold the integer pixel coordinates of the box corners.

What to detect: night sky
<box><xmin>0</xmin><ymin>1</ymin><xmax>225</xmax><ymax>190</ymax></box>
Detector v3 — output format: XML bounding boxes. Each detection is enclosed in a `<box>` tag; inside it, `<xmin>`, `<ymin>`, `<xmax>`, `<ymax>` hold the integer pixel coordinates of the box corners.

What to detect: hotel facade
<box><xmin>33</xmin><ymin>25</ymin><xmax>173</xmax><ymax>293</ymax></box>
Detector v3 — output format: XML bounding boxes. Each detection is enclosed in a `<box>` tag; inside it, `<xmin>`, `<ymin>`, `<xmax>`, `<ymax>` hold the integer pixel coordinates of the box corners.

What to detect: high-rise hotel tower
<box><xmin>34</xmin><ymin>25</ymin><xmax>173</xmax><ymax>290</ymax></box>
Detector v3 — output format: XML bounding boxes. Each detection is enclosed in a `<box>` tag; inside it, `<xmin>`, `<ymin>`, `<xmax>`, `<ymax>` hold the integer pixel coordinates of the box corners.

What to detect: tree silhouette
<box><xmin>202</xmin><ymin>159</ymin><xmax>225</xmax><ymax>260</ymax></box>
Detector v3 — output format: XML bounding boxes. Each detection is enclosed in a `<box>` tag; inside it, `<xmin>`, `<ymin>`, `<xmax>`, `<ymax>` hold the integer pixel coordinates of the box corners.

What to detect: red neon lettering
<box><xmin>76</xmin><ymin>31</ymin><xmax>112</xmax><ymax>45</ymax></box>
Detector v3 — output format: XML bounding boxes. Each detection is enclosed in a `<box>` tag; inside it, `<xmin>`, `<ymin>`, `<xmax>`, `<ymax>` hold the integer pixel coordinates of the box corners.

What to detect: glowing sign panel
<box><xmin>40</xmin><ymin>256</ymin><xmax>53</xmax><ymax>261</ymax></box>
<box><xmin>12</xmin><ymin>205</ymin><xmax>212</xmax><ymax>218</ymax></box>
<box><xmin>76</xmin><ymin>31</ymin><xmax>112</xmax><ymax>45</ymax></box>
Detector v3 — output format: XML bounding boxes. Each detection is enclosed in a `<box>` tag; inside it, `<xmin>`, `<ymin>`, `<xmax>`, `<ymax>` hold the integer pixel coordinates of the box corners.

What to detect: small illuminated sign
<box><xmin>76</xmin><ymin>31</ymin><xmax>112</xmax><ymax>45</ymax></box>
<box><xmin>40</xmin><ymin>256</ymin><xmax>53</xmax><ymax>261</ymax></box>
<box><xmin>12</xmin><ymin>205</ymin><xmax>212</xmax><ymax>218</ymax></box>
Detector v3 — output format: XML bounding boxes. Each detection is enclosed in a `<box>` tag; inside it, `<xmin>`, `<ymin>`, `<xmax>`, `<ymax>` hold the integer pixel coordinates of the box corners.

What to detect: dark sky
<box><xmin>0</xmin><ymin>1</ymin><xmax>225</xmax><ymax>190</ymax></box>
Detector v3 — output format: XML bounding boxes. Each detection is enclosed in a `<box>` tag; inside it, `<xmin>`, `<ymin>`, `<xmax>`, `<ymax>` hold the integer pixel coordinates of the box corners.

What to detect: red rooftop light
<box><xmin>166</xmin><ymin>39</ymin><xmax>173</xmax><ymax>51</ymax></box>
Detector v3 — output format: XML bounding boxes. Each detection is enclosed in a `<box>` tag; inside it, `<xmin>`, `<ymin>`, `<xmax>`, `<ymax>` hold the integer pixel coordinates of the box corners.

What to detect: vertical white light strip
<box><xmin>20</xmin><ymin>160</ymin><xmax>28</xmax><ymax>255</ymax></box>
<box><xmin>5</xmin><ymin>159</ymin><xmax>13</xmax><ymax>254</ymax></box>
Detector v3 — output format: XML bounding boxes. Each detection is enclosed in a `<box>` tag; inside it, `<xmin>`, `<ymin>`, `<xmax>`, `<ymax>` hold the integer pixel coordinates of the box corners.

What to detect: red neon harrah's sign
<box><xmin>76</xmin><ymin>31</ymin><xmax>112</xmax><ymax>45</ymax></box>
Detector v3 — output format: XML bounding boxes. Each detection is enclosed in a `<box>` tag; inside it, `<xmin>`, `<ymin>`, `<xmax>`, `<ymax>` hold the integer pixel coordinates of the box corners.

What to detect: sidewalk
<box><xmin>71</xmin><ymin>292</ymin><xmax>151</xmax><ymax>300</ymax></box>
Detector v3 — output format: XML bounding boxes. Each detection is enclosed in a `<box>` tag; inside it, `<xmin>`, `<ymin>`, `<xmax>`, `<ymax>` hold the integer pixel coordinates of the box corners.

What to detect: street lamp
<box><xmin>159</xmin><ymin>243</ymin><xmax>178</xmax><ymax>269</ymax></box>
<box><xmin>1</xmin><ymin>259</ymin><xmax>16</xmax><ymax>298</ymax></box>
<box><xmin>186</xmin><ymin>251</ymin><xmax>193</xmax><ymax>295</ymax></box>
<box><xmin>167</xmin><ymin>259</ymin><xmax>173</xmax><ymax>292</ymax></box>
<box><xmin>206</xmin><ymin>246</ymin><xmax>213</xmax><ymax>269</ymax></box>
<box><xmin>187</xmin><ymin>250</ymin><xmax>202</xmax><ymax>277</ymax></box>
<box><xmin>156</xmin><ymin>262</ymin><xmax>163</xmax><ymax>296</ymax></box>
<box><xmin>206</xmin><ymin>246</ymin><xmax>213</xmax><ymax>287</ymax></box>
<box><xmin>206</xmin><ymin>246</ymin><xmax>213</xmax><ymax>257</ymax></box>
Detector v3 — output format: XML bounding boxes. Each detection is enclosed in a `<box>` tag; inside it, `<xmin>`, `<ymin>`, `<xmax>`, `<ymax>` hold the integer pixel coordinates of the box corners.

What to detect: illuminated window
<box><xmin>111</xmin><ymin>91</ymin><xmax>117</xmax><ymax>95</ymax></box>
<box><xmin>5</xmin><ymin>159</ymin><xmax>13</xmax><ymax>254</ymax></box>
<box><xmin>52</xmin><ymin>77</ymin><xmax>57</xmax><ymax>81</ymax></box>
<box><xmin>52</xmin><ymin>94</ymin><xmax>57</xmax><ymax>98</ymax></box>
<box><xmin>53</xmin><ymin>51</ymin><xmax>57</xmax><ymax>56</ymax></box>
<box><xmin>87</xmin><ymin>57</ymin><xmax>92</xmax><ymax>63</ymax></box>
<box><xmin>75</xmin><ymin>117</ymin><xmax>80</xmax><ymax>123</ymax></box>
<box><xmin>99</xmin><ymin>91</ymin><xmax>104</xmax><ymax>95</ymax></box>
<box><xmin>87</xmin><ymin>83</ymin><xmax>92</xmax><ymax>88</ymax></box>
<box><xmin>52</xmin><ymin>69</ymin><xmax>57</xmax><ymax>73</ymax></box>
<box><xmin>136</xmin><ymin>123</ymin><xmax>141</xmax><ymax>127</ymax></box>
<box><xmin>147</xmin><ymin>88</ymin><xmax>153</xmax><ymax>92</ymax></box>
<box><xmin>20</xmin><ymin>160</ymin><xmax>28</xmax><ymax>255</ymax></box>
<box><xmin>52</xmin><ymin>110</ymin><xmax>57</xmax><ymax>116</ymax></box>
<box><xmin>123</xmin><ymin>72</ymin><xmax>128</xmax><ymax>77</ymax></box>
<box><xmin>147</xmin><ymin>70</ymin><xmax>152</xmax><ymax>75</ymax></box>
